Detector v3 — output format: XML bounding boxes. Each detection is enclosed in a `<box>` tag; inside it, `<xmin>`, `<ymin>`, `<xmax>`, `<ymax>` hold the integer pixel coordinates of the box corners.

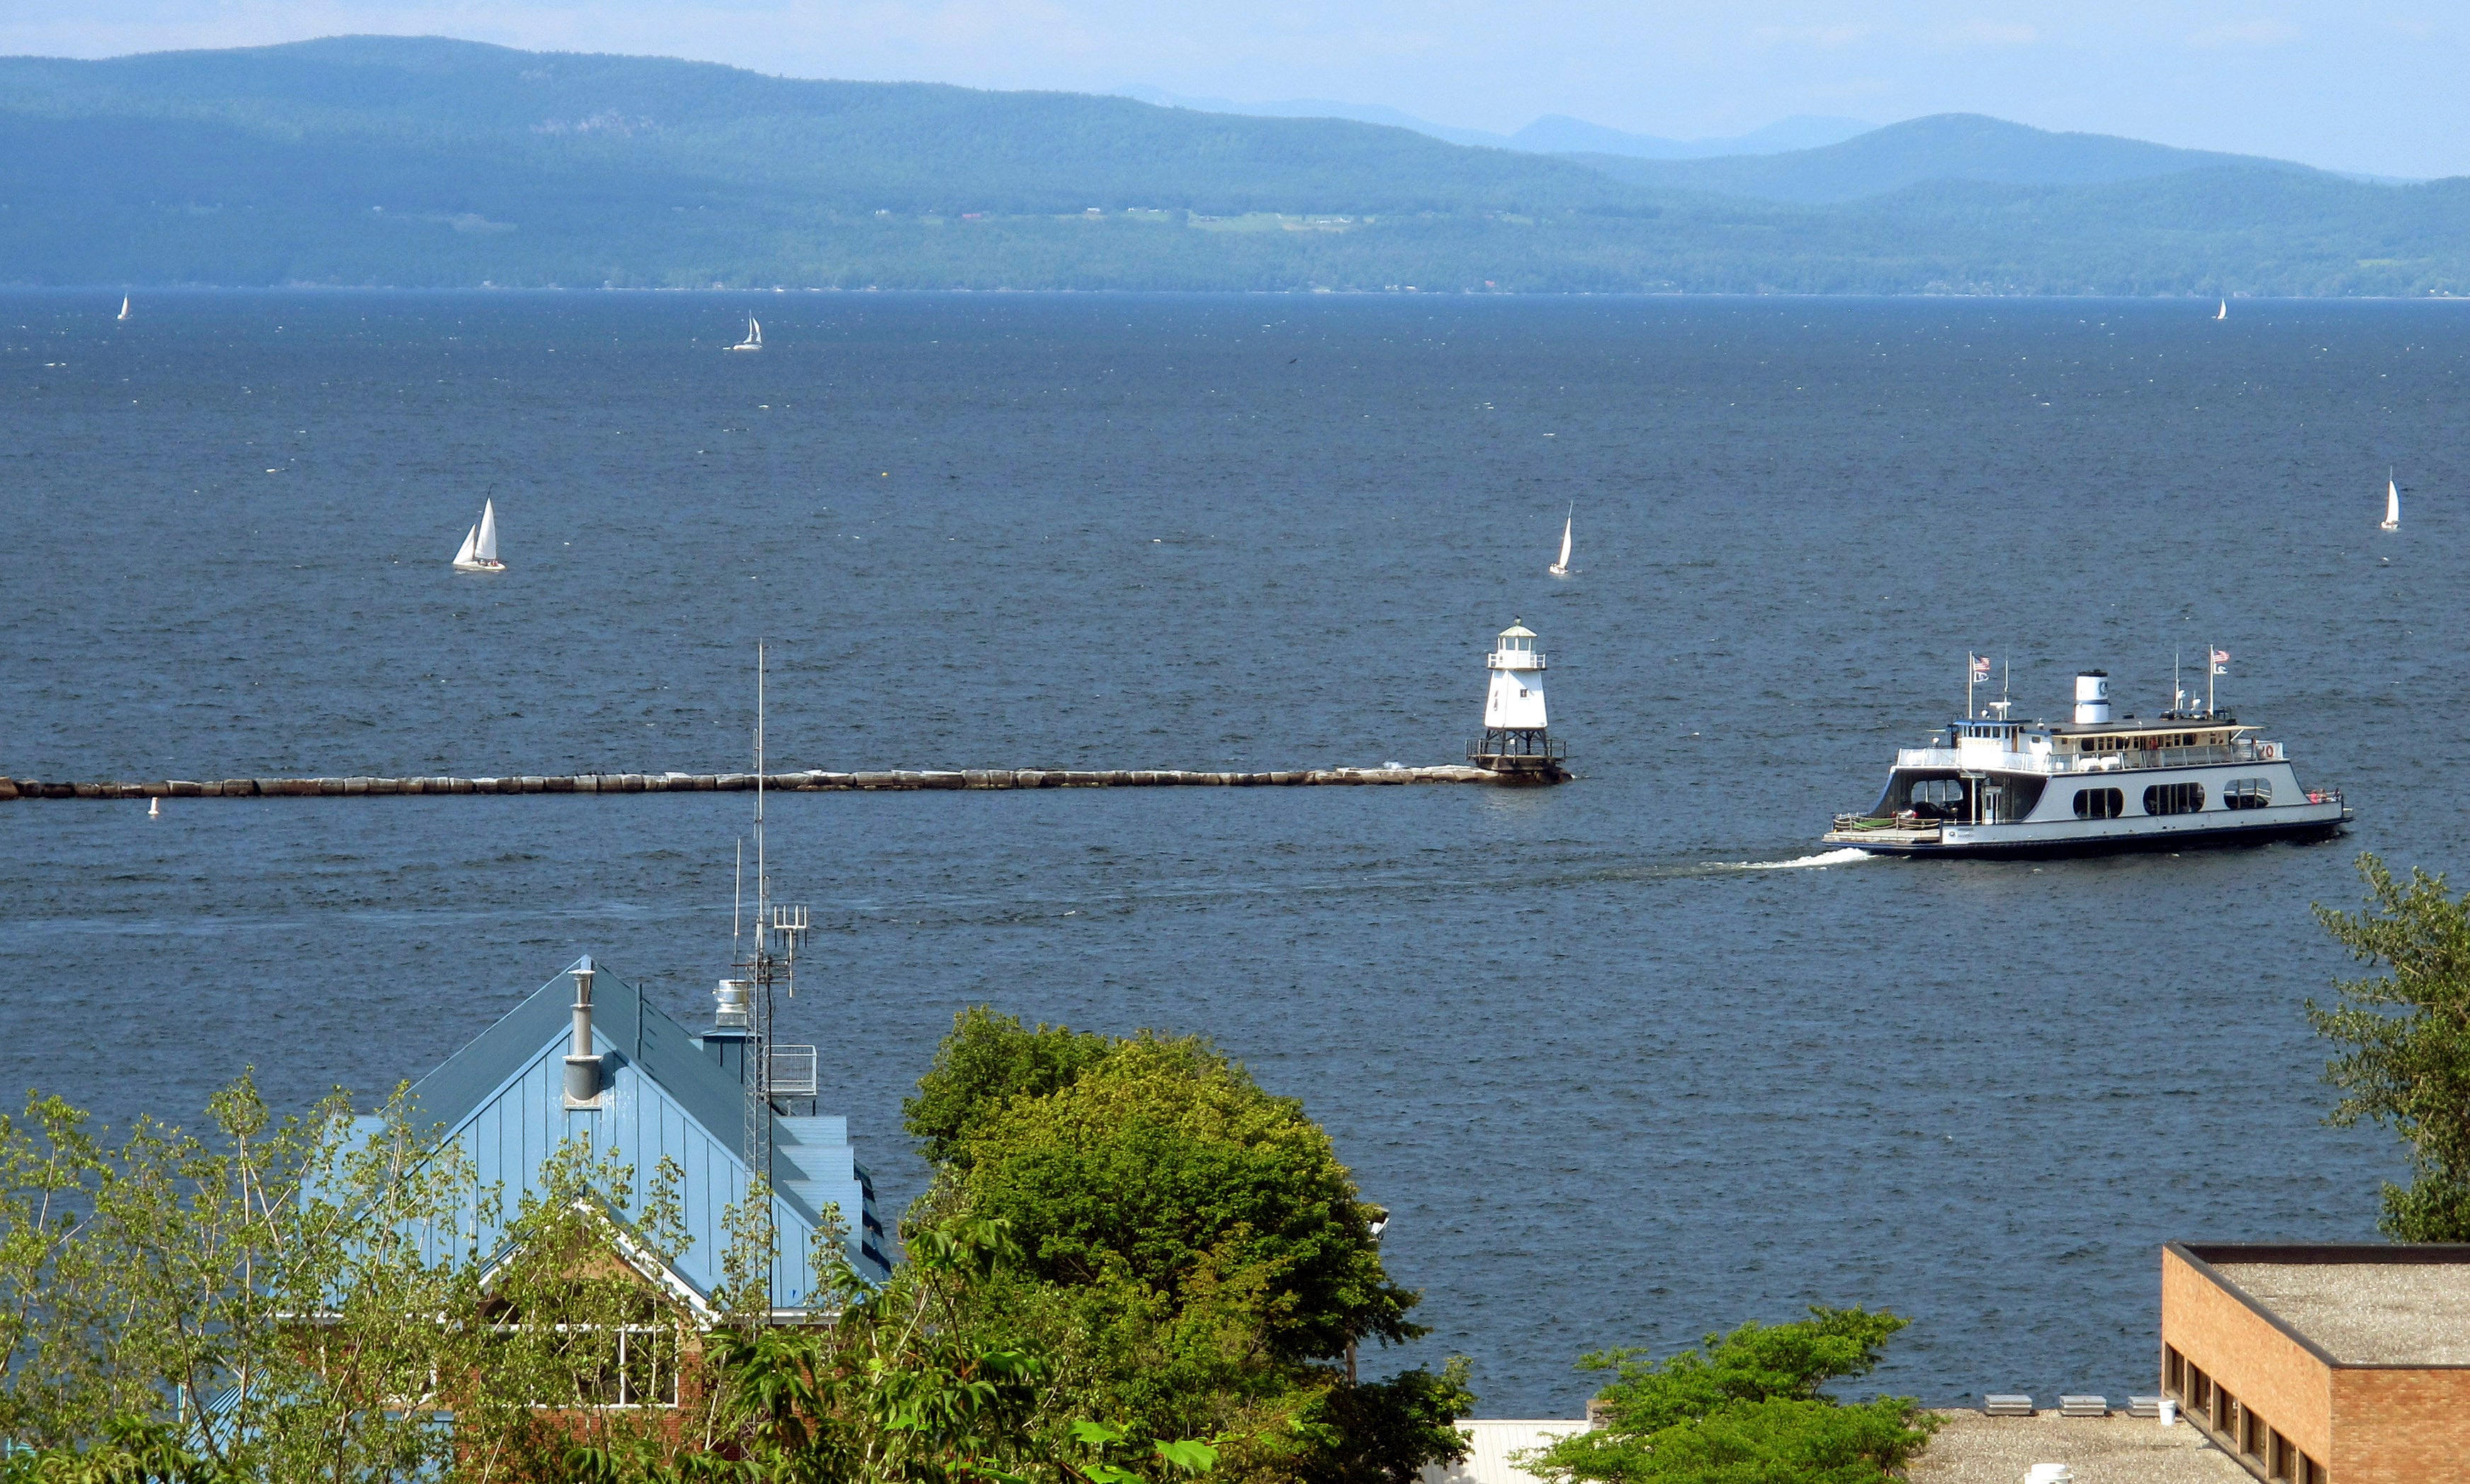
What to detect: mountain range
<box><xmin>1</xmin><ymin>36</ymin><xmax>2464</xmax><ymax>295</ymax></box>
<box><xmin>1110</xmin><ymin>87</ymin><xmax>1874</xmax><ymax>160</ymax></box>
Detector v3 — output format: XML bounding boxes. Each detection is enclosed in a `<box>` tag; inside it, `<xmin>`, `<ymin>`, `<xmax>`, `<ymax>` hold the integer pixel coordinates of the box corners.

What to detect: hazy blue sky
<box><xmin>9</xmin><ymin>2</ymin><xmax>2467</xmax><ymax>178</ymax></box>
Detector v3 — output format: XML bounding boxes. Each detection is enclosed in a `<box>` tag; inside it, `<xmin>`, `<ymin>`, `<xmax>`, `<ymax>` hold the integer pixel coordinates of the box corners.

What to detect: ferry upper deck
<box><xmin>1907</xmin><ymin>715</ymin><xmax>2290</xmax><ymax>778</ymax></box>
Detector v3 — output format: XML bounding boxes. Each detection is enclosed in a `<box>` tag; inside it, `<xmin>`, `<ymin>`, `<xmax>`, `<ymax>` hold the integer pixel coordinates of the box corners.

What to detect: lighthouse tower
<box><xmin>1468</xmin><ymin>619</ymin><xmax>1567</xmax><ymax>780</ymax></box>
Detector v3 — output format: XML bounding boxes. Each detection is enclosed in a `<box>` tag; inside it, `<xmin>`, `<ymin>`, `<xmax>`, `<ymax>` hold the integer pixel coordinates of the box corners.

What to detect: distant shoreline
<box><xmin>14</xmin><ymin>284</ymin><xmax>2468</xmax><ymax>300</ymax></box>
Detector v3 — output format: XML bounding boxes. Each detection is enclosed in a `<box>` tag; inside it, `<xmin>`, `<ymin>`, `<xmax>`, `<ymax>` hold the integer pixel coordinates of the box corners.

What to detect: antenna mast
<box><xmin>733</xmin><ymin>642</ymin><xmax>808</xmax><ymax>1325</ymax></box>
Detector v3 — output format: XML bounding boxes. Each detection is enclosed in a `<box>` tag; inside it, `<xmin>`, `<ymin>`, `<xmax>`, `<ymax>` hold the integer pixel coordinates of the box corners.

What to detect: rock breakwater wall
<box><xmin>0</xmin><ymin>764</ymin><xmax>1557</xmax><ymax>800</ymax></box>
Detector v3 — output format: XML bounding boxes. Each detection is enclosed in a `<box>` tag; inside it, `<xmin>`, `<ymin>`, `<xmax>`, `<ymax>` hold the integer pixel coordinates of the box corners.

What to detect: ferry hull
<box><xmin>1825</xmin><ymin>806</ymin><xmax>2349</xmax><ymax>859</ymax></box>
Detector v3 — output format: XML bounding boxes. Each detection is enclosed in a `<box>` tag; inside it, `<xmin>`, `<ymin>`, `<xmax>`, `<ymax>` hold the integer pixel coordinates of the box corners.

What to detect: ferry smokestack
<box><xmin>565</xmin><ymin>958</ymin><xmax>602</xmax><ymax>1106</ymax></box>
<box><xmin>2074</xmin><ymin>671</ymin><xmax>2111</xmax><ymax>725</ymax></box>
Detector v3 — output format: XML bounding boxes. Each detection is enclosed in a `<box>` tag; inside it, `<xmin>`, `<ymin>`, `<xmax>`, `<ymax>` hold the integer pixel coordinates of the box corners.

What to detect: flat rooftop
<box><xmin>2214</xmin><ymin>1261</ymin><xmax>2470</xmax><ymax>1365</ymax></box>
<box><xmin>1907</xmin><ymin>1412</ymin><xmax>2248</xmax><ymax>1484</ymax></box>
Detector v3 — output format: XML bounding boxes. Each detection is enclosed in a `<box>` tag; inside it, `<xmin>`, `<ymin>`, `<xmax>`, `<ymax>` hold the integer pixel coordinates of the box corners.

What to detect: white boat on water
<box><xmin>117</xmin><ymin>295</ymin><xmax>130</xmax><ymax>322</ymax></box>
<box><xmin>451</xmin><ymin>499</ymin><xmax>506</xmax><ymax>572</ymax></box>
<box><xmin>1547</xmin><ymin>504</ymin><xmax>1572</xmax><ymax>576</ymax></box>
<box><xmin>2216</xmin><ymin>300</ymin><xmax>2227</xmax><ymax>321</ymax></box>
<box><xmin>1824</xmin><ymin>665</ymin><xmax>2348</xmax><ymax>858</ymax></box>
<box><xmin>2381</xmin><ymin>471</ymin><xmax>2401</xmax><ymax>531</ymax></box>
<box><xmin>729</xmin><ymin>318</ymin><xmax>762</xmax><ymax>352</ymax></box>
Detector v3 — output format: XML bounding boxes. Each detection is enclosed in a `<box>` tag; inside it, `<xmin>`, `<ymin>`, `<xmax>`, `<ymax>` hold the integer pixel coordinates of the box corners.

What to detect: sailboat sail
<box><xmin>2216</xmin><ymin>300</ymin><xmax>2227</xmax><ymax>320</ymax></box>
<box><xmin>475</xmin><ymin>499</ymin><xmax>500</xmax><ymax>562</ymax></box>
<box><xmin>453</xmin><ymin>525</ymin><xmax>479</xmax><ymax>566</ymax></box>
<box><xmin>117</xmin><ymin>295</ymin><xmax>130</xmax><ymax>322</ymax></box>
<box><xmin>1549</xmin><ymin>507</ymin><xmax>1573</xmax><ymax>575</ymax></box>
<box><xmin>2384</xmin><ymin>475</ymin><xmax>2401</xmax><ymax>531</ymax></box>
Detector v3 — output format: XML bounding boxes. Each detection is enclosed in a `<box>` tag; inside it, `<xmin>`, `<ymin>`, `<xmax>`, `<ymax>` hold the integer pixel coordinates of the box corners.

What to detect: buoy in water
<box><xmin>147</xmin><ymin>796</ymin><xmax>160</xmax><ymax>818</ymax></box>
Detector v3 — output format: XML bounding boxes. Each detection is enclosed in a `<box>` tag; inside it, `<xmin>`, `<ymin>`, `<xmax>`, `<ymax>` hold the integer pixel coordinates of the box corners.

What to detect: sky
<box><xmin>7</xmin><ymin>1</ymin><xmax>2469</xmax><ymax>179</ymax></box>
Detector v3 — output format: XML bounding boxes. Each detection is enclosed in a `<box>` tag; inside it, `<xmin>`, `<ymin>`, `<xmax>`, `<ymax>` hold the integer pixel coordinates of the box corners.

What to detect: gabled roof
<box><xmin>399</xmin><ymin>958</ymin><xmax>887</xmax><ymax>1300</ymax></box>
<box><xmin>408</xmin><ymin>959</ymin><xmax>827</xmax><ymax>1227</ymax></box>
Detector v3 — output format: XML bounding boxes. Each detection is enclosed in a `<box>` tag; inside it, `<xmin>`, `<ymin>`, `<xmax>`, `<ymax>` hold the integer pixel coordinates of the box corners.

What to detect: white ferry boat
<box><xmin>1825</xmin><ymin>669</ymin><xmax>2349</xmax><ymax>857</ymax></box>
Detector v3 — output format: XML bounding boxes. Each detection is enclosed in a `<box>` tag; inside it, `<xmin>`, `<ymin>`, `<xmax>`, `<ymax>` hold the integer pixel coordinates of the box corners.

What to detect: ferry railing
<box><xmin>1893</xmin><ymin>742</ymin><xmax>2267</xmax><ymax>775</ymax></box>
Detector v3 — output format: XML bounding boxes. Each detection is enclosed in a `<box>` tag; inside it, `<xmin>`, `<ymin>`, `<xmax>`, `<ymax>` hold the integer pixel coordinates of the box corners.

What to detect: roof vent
<box><xmin>563</xmin><ymin>958</ymin><xmax>602</xmax><ymax>1109</ymax></box>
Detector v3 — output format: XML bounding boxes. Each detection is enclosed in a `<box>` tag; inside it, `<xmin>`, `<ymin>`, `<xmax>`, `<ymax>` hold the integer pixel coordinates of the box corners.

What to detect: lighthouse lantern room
<box><xmin>1469</xmin><ymin>620</ymin><xmax>1568</xmax><ymax>781</ymax></box>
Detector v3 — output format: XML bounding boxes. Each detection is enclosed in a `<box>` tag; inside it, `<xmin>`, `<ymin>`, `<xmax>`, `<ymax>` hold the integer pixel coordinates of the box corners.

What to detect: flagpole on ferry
<box><xmin>2207</xmin><ymin>642</ymin><xmax>2216</xmax><ymax>718</ymax></box>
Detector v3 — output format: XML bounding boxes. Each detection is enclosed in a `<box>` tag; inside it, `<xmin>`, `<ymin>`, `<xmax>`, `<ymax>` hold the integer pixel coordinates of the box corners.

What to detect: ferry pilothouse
<box><xmin>1825</xmin><ymin>667</ymin><xmax>2350</xmax><ymax>858</ymax></box>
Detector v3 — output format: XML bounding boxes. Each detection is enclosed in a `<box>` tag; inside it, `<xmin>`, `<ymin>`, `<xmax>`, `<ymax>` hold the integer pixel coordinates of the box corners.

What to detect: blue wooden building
<box><xmin>386</xmin><ymin>956</ymin><xmax>889</xmax><ymax>1308</ymax></box>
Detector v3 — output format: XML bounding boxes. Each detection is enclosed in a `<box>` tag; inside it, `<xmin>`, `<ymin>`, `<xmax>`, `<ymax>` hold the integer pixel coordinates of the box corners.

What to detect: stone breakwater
<box><xmin>0</xmin><ymin>765</ymin><xmax>1557</xmax><ymax>800</ymax></box>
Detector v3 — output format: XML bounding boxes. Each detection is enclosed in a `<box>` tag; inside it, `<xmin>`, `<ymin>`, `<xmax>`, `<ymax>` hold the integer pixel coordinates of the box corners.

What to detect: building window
<box><xmin>2269</xmin><ymin>1430</ymin><xmax>2293</xmax><ymax>1480</ymax></box>
<box><xmin>2164</xmin><ymin>1345</ymin><xmax>2184</xmax><ymax>1395</ymax></box>
<box><xmin>2073</xmin><ymin>787</ymin><xmax>2124</xmax><ymax>819</ymax></box>
<box><xmin>495</xmin><ymin>1324</ymin><xmax>681</xmax><ymax>1409</ymax></box>
<box><xmin>2225</xmin><ymin>778</ymin><xmax>2272</xmax><ymax>809</ymax></box>
<box><xmin>2145</xmin><ymin>781</ymin><xmax>2205</xmax><ymax>815</ymax></box>
<box><xmin>2243</xmin><ymin>1405</ymin><xmax>2263</xmax><ymax>1458</ymax></box>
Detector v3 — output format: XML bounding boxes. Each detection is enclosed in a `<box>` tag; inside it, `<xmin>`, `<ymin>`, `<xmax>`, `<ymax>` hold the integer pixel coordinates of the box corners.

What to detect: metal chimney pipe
<box><xmin>564</xmin><ymin>958</ymin><xmax>602</xmax><ymax>1106</ymax></box>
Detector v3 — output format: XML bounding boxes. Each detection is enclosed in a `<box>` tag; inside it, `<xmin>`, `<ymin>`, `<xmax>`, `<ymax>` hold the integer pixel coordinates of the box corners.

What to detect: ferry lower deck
<box><xmin>1826</xmin><ymin>798</ymin><xmax>2350</xmax><ymax>858</ymax></box>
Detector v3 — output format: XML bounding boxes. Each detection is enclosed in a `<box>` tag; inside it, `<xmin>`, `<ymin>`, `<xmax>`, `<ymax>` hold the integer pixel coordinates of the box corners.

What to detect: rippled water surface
<box><xmin>6</xmin><ymin>290</ymin><xmax>2469</xmax><ymax>1412</ymax></box>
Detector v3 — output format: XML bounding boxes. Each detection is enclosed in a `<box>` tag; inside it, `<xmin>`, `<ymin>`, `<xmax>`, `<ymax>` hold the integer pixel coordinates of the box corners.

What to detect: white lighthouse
<box><xmin>1469</xmin><ymin>619</ymin><xmax>1567</xmax><ymax>779</ymax></box>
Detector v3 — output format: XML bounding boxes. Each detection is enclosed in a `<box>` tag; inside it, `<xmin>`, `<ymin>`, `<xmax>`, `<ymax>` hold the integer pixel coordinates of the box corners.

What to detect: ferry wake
<box><xmin>1825</xmin><ymin>659</ymin><xmax>2350</xmax><ymax>859</ymax></box>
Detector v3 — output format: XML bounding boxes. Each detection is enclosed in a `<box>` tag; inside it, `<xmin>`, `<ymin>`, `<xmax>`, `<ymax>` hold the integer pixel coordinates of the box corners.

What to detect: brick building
<box><xmin>2160</xmin><ymin>1241</ymin><xmax>2470</xmax><ymax>1483</ymax></box>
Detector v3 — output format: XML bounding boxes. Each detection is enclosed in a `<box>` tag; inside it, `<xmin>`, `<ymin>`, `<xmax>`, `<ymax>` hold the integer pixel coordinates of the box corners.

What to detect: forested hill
<box><xmin>1562</xmin><ymin>114</ymin><xmax>2320</xmax><ymax>204</ymax></box>
<box><xmin>4</xmin><ymin>35</ymin><xmax>2468</xmax><ymax>295</ymax></box>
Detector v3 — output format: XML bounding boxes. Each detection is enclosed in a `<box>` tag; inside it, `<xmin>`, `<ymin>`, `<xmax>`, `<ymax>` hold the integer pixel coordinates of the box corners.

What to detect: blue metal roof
<box><xmin>402</xmin><ymin>958</ymin><xmax>888</xmax><ymax>1303</ymax></box>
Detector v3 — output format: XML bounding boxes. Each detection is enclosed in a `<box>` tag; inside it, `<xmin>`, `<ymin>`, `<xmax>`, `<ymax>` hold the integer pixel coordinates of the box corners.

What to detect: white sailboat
<box><xmin>452</xmin><ymin>499</ymin><xmax>506</xmax><ymax>572</ymax></box>
<box><xmin>729</xmin><ymin>317</ymin><xmax>762</xmax><ymax>352</ymax></box>
<box><xmin>2382</xmin><ymin>471</ymin><xmax>2401</xmax><ymax>532</ymax></box>
<box><xmin>1547</xmin><ymin>504</ymin><xmax>1573</xmax><ymax>577</ymax></box>
<box><xmin>117</xmin><ymin>295</ymin><xmax>130</xmax><ymax>322</ymax></box>
<box><xmin>2215</xmin><ymin>300</ymin><xmax>2227</xmax><ymax>321</ymax></box>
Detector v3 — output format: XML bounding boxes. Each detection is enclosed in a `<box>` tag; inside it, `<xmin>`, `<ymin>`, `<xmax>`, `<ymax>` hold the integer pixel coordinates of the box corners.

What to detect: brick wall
<box><xmin>2161</xmin><ymin>1246</ymin><xmax>2334</xmax><ymax>1469</ymax></box>
<box><xmin>2331</xmin><ymin>1367</ymin><xmax>2470</xmax><ymax>1484</ymax></box>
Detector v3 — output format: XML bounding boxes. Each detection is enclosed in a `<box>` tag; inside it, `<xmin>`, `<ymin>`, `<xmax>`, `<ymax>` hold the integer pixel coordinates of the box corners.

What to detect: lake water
<box><xmin>5</xmin><ymin>290</ymin><xmax>2467</xmax><ymax>1413</ymax></box>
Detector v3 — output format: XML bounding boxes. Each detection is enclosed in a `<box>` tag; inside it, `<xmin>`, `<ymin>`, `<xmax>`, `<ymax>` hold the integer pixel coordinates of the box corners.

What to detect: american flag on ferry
<box><xmin>2211</xmin><ymin>647</ymin><xmax>2230</xmax><ymax>674</ymax></box>
<box><xmin>1970</xmin><ymin>655</ymin><xmax>1991</xmax><ymax>681</ymax></box>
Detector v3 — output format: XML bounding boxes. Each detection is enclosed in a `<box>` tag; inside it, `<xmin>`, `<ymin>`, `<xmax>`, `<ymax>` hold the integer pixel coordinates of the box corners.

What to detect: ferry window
<box><xmin>2073</xmin><ymin>787</ymin><xmax>2123</xmax><ymax>819</ymax></box>
<box><xmin>2226</xmin><ymin>778</ymin><xmax>2272</xmax><ymax>810</ymax></box>
<box><xmin>2145</xmin><ymin>782</ymin><xmax>2205</xmax><ymax>815</ymax></box>
<box><xmin>1910</xmin><ymin>778</ymin><xmax>1965</xmax><ymax>813</ymax></box>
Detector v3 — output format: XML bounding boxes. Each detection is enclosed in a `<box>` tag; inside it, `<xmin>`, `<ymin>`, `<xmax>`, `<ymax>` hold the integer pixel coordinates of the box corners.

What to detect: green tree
<box><xmin>1519</xmin><ymin>1308</ymin><xmax>1936</xmax><ymax>1484</ymax></box>
<box><xmin>907</xmin><ymin>1010</ymin><xmax>1469</xmax><ymax>1484</ymax></box>
<box><xmin>0</xmin><ymin>1076</ymin><xmax>485</xmax><ymax>1484</ymax></box>
<box><xmin>455</xmin><ymin>1138</ymin><xmax>707</xmax><ymax>1484</ymax></box>
<box><xmin>2309</xmin><ymin>852</ymin><xmax>2470</xmax><ymax>1240</ymax></box>
<box><xmin>905</xmin><ymin>1010</ymin><xmax>1115</xmax><ymax>1169</ymax></box>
